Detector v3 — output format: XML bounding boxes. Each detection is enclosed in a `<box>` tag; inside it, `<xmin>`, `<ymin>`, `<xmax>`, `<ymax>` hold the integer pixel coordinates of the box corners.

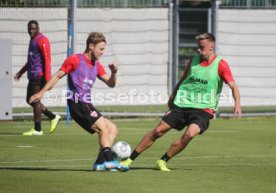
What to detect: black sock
<box><xmin>95</xmin><ymin>149</ymin><xmax>105</xmax><ymax>164</ymax></box>
<box><xmin>102</xmin><ymin>147</ymin><xmax>113</xmax><ymax>162</ymax></box>
<box><xmin>42</xmin><ymin>109</ymin><xmax>56</xmax><ymax>120</ymax></box>
<box><xmin>160</xmin><ymin>153</ymin><xmax>171</xmax><ymax>162</ymax></box>
<box><xmin>35</xmin><ymin>122</ymin><xmax>41</xmax><ymax>132</ymax></box>
<box><xmin>129</xmin><ymin>150</ymin><xmax>140</xmax><ymax>161</ymax></box>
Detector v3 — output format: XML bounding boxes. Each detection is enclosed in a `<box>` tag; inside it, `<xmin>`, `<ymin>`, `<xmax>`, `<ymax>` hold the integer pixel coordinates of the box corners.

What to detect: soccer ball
<box><xmin>112</xmin><ymin>141</ymin><xmax>131</xmax><ymax>161</ymax></box>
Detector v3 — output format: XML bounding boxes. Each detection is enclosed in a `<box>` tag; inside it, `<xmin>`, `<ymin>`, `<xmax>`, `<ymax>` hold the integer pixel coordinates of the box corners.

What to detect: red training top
<box><xmin>37</xmin><ymin>34</ymin><xmax>51</xmax><ymax>81</ymax></box>
<box><xmin>19</xmin><ymin>33</ymin><xmax>51</xmax><ymax>81</ymax></box>
<box><xmin>60</xmin><ymin>53</ymin><xmax>107</xmax><ymax>77</ymax></box>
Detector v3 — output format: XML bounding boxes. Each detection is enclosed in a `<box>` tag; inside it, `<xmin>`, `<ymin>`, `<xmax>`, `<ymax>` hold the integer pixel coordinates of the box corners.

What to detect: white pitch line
<box><xmin>179</xmin><ymin>163</ymin><xmax>276</xmax><ymax>166</ymax></box>
<box><xmin>0</xmin><ymin>163</ymin><xmax>275</xmax><ymax>169</ymax></box>
<box><xmin>0</xmin><ymin>158</ymin><xmax>93</xmax><ymax>164</ymax></box>
<box><xmin>207</xmin><ymin>130</ymin><xmax>239</xmax><ymax>133</ymax></box>
<box><xmin>0</xmin><ymin>130</ymin><xmax>240</xmax><ymax>137</ymax></box>
<box><xmin>0</xmin><ymin>154</ymin><xmax>275</xmax><ymax>165</ymax></box>
<box><xmin>143</xmin><ymin>154</ymin><xmax>276</xmax><ymax>160</ymax></box>
<box><xmin>16</xmin><ymin>145</ymin><xmax>32</xmax><ymax>148</ymax></box>
<box><xmin>0</xmin><ymin>134</ymin><xmax>88</xmax><ymax>137</ymax></box>
<box><xmin>0</xmin><ymin>164</ymin><xmax>89</xmax><ymax>168</ymax></box>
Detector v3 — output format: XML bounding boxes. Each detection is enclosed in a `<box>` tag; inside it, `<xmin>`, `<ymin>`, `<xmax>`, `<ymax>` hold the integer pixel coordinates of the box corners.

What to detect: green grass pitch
<box><xmin>0</xmin><ymin>116</ymin><xmax>275</xmax><ymax>193</ymax></box>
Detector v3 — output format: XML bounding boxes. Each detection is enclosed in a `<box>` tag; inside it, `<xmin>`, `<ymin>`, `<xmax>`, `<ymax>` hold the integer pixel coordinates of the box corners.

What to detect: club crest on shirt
<box><xmin>90</xmin><ymin>111</ymin><xmax>98</xmax><ymax>118</ymax></box>
<box><xmin>82</xmin><ymin>77</ymin><xmax>94</xmax><ymax>90</ymax></box>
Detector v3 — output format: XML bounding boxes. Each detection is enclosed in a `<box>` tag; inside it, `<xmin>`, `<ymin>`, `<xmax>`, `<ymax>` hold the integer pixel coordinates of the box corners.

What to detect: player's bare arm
<box><xmin>228</xmin><ymin>81</ymin><xmax>242</xmax><ymax>118</ymax></box>
<box><xmin>99</xmin><ymin>63</ymin><xmax>118</xmax><ymax>88</ymax></box>
<box><xmin>29</xmin><ymin>70</ymin><xmax>66</xmax><ymax>103</ymax></box>
<box><xmin>14</xmin><ymin>63</ymin><xmax>28</xmax><ymax>81</ymax></box>
<box><xmin>14</xmin><ymin>72</ymin><xmax>22</xmax><ymax>81</ymax></box>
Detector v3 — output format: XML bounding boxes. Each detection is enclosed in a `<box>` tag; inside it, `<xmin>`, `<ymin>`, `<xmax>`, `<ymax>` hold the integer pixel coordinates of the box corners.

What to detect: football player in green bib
<box><xmin>121</xmin><ymin>33</ymin><xmax>242</xmax><ymax>171</ymax></box>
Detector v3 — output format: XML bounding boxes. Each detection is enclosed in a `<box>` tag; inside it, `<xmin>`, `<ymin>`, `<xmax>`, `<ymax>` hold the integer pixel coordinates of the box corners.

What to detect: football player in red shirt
<box><xmin>14</xmin><ymin>20</ymin><xmax>60</xmax><ymax>136</ymax></box>
<box><xmin>121</xmin><ymin>33</ymin><xmax>242</xmax><ymax>171</ymax></box>
<box><xmin>29</xmin><ymin>32</ymin><xmax>128</xmax><ymax>172</ymax></box>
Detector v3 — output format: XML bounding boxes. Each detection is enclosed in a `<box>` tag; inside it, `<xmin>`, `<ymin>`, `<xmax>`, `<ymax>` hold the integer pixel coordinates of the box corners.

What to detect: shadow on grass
<box><xmin>0</xmin><ymin>166</ymin><xmax>90</xmax><ymax>172</ymax></box>
<box><xmin>128</xmin><ymin>166</ymin><xmax>156</xmax><ymax>171</ymax></box>
<box><xmin>0</xmin><ymin>166</ymin><xmax>193</xmax><ymax>172</ymax></box>
<box><xmin>0</xmin><ymin>166</ymin><xmax>158</xmax><ymax>172</ymax></box>
<box><xmin>0</xmin><ymin>133</ymin><xmax>22</xmax><ymax>135</ymax></box>
<box><xmin>0</xmin><ymin>166</ymin><xmax>183</xmax><ymax>172</ymax></box>
<box><xmin>1</xmin><ymin>167</ymin><xmax>156</xmax><ymax>171</ymax></box>
<box><xmin>129</xmin><ymin>166</ymin><xmax>193</xmax><ymax>171</ymax></box>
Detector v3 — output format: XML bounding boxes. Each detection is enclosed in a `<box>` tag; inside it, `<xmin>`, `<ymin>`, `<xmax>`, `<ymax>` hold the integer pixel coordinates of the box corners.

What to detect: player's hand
<box><xmin>108</xmin><ymin>63</ymin><xmax>118</xmax><ymax>74</ymax></box>
<box><xmin>29</xmin><ymin>92</ymin><xmax>43</xmax><ymax>104</ymax></box>
<box><xmin>14</xmin><ymin>72</ymin><xmax>22</xmax><ymax>81</ymax></box>
<box><xmin>234</xmin><ymin>104</ymin><xmax>242</xmax><ymax>119</ymax></box>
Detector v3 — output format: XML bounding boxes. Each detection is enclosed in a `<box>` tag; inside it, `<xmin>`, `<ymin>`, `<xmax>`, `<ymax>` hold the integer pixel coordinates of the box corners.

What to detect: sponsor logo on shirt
<box><xmin>190</xmin><ymin>76</ymin><xmax>208</xmax><ymax>84</ymax></box>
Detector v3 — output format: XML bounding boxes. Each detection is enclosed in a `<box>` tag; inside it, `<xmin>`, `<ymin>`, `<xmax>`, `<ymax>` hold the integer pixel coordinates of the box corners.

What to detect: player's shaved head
<box><xmin>27</xmin><ymin>20</ymin><xmax>40</xmax><ymax>38</ymax></box>
<box><xmin>28</xmin><ymin>20</ymin><xmax>39</xmax><ymax>28</ymax></box>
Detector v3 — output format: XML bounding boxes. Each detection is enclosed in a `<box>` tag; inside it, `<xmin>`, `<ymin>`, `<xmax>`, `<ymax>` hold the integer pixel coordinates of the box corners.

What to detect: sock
<box><xmin>34</xmin><ymin>122</ymin><xmax>41</xmax><ymax>132</ymax></box>
<box><xmin>95</xmin><ymin>149</ymin><xmax>105</xmax><ymax>164</ymax></box>
<box><xmin>102</xmin><ymin>147</ymin><xmax>113</xmax><ymax>162</ymax></box>
<box><xmin>129</xmin><ymin>150</ymin><xmax>140</xmax><ymax>161</ymax></box>
<box><xmin>160</xmin><ymin>153</ymin><xmax>171</xmax><ymax>162</ymax></box>
<box><xmin>42</xmin><ymin>109</ymin><xmax>56</xmax><ymax>120</ymax></box>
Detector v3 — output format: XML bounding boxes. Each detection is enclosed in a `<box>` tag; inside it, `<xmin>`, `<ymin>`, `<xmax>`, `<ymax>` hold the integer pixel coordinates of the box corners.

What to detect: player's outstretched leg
<box><xmin>121</xmin><ymin>121</ymin><xmax>172</xmax><ymax>169</ymax></box>
<box><xmin>23</xmin><ymin>100</ymin><xmax>43</xmax><ymax>136</ymax></box>
<box><xmin>23</xmin><ymin>128</ymin><xmax>43</xmax><ymax>136</ymax></box>
<box><xmin>92</xmin><ymin>149</ymin><xmax>106</xmax><ymax>171</ymax></box>
<box><xmin>120</xmin><ymin>158</ymin><xmax>133</xmax><ymax>167</ymax></box>
<box><xmin>104</xmin><ymin>160</ymin><xmax>129</xmax><ymax>172</ymax></box>
<box><xmin>49</xmin><ymin>114</ymin><xmax>61</xmax><ymax>133</ymax></box>
<box><xmin>156</xmin><ymin>160</ymin><xmax>171</xmax><ymax>171</ymax></box>
<box><xmin>92</xmin><ymin>117</ymin><xmax>129</xmax><ymax>172</ymax></box>
<box><xmin>92</xmin><ymin>163</ymin><xmax>106</xmax><ymax>171</ymax></box>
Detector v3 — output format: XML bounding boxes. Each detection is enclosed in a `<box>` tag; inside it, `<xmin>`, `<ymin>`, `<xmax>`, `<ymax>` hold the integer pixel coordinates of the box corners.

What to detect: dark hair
<box><xmin>195</xmin><ymin>33</ymin><xmax>216</xmax><ymax>42</ymax></box>
<box><xmin>86</xmin><ymin>32</ymin><xmax>106</xmax><ymax>48</ymax></box>
<box><xmin>28</xmin><ymin>20</ymin><xmax>39</xmax><ymax>27</ymax></box>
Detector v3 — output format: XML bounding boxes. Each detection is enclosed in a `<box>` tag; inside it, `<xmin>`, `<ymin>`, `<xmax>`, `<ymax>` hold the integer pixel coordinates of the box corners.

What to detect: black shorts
<box><xmin>67</xmin><ymin>100</ymin><xmax>102</xmax><ymax>134</ymax></box>
<box><xmin>162</xmin><ymin>107</ymin><xmax>213</xmax><ymax>134</ymax></box>
<box><xmin>26</xmin><ymin>78</ymin><xmax>46</xmax><ymax>103</ymax></box>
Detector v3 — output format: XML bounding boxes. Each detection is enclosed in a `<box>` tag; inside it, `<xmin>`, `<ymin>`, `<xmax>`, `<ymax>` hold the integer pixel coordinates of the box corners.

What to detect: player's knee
<box><xmin>92</xmin><ymin>124</ymin><xmax>104</xmax><ymax>134</ymax></box>
<box><xmin>152</xmin><ymin>129</ymin><xmax>164</xmax><ymax>139</ymax></box>
<box><xmin>105</xmin><ymin>119</ymin><xmax>118</xmax><ymax>135</ymax></box>
<box><xmin>181</xmin><ymin>133</ymin><xmax>194</xmax><ymax>144</ymax></box>
<box><xmin>27</xmin><ymin>100</ymin><xmax>39</xmax><ymax>107</ymax></box>
<box><xmin>96</xmin><ymin>127</ymin><xmax>108</xmax><ymax>135</ymax></box>
<box><xmin>110</xmin><ymin>125</ymin><xmax>118</xmax><ymax>136</ymax></box>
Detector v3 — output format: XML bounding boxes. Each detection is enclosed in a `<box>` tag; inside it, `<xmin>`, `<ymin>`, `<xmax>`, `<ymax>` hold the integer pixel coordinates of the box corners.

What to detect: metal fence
<box><xmin>1</xmin><ymin>0</ymin><xmax>276</xmax><ymax>8</ymax></box>
<box><xmin>0</xmin><ymin>0</ymin><xmax>169</xmax><ymax>7</ymax></box>
<box><xmin>220</xmin><ymin>0</ymin><xmax>276</xmax><ymax>8</ymax></box>
<box><xmin>0</xmin><ymin>7</ymin><xmax>170</xmax><ymax>120</ymax></box>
